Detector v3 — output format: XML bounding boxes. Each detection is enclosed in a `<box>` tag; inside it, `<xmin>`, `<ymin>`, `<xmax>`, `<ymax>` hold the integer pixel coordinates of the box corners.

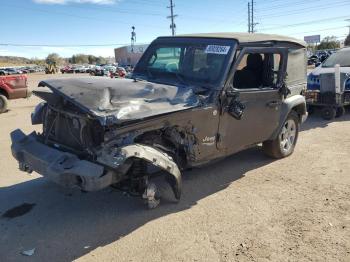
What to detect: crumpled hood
<box><xmin>38</xmin><ymin>77</ymin><xmax>200</xmax><ymax>125</ymax></box>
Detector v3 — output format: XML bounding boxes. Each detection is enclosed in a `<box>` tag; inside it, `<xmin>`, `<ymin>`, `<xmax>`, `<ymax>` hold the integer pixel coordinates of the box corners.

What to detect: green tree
<box><xmin>74</xmin><ymin>54</ymin><xmax>89</xmax><ymax>64</ymax></box>
<box><xmin>45</xmin><ymin>53</ymin><xmax>62</xmax><ymax>65</ymax></box>
<box><xmin>88</xmin><ymin>55</ymin><xmax>97</xmax><ymax>64</ymax></box>
<box><xmin>95</xmin><ymin>56</ymin><xmax>107</xmax><ymax>64</ymax></box>
<box><xmin>345</xmin><ymin>34</ymin><xmax>350</xmax><ymax>47</ymax></box>
<box><xmin>317</xmin><ymin>36</ymin><xmax>340</xmax><ymax>50</ymax></box>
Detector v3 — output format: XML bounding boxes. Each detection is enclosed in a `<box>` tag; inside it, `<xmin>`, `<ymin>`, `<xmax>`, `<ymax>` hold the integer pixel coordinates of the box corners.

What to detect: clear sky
<box><xmin>1</xmin><ymin>0</ymin><xmax>349</xmax><ymax>59</ymax></box>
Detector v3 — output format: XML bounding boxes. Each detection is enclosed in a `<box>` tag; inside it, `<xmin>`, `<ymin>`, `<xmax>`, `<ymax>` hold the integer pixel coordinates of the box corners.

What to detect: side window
<box><xmin>233</xmin><ymin>52</ymin><xmax>281</xmax><ymax>89</ymax></box>
<box><xmin>148</xmin><ymin>47</ymin><xmax>181</xmax><ymax>72</ymax></box>
<box><xmin>286</xmin><ymin>48</ymin><xmax>307</xmax><ymax>86</ymax></box>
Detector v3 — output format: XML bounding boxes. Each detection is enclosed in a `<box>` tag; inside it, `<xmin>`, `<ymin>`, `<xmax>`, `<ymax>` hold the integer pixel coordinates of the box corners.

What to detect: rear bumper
<box><xmin>10</xmin><ymin>129</ymin><xmax>114</xmax><ymax>191</ymax></box>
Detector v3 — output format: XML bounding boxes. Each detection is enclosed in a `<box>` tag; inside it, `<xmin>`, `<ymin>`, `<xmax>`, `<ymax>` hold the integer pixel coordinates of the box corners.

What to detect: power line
<box><xmin>259</xmin><ymin>0</ymin><xmax>348</xmax><ymax>12</ymax></box>
<box><xmin>289</xmin><ymin>26</ymin><xmax>346</xmax><ymax>36</ymax></box>
<box><xmin>260</xmin><ymin>15</ymin><xmax>350</xmax><ymax>31</ymax></box>
<box><xmin>2</xmin><ymin>3</ymin><xmax>165</xmax><ymax>29</ymax></box>
<box><xmin>260</xmin><ymin>2</ymin><xmax>349</xmax><ymax>20</ymax></box>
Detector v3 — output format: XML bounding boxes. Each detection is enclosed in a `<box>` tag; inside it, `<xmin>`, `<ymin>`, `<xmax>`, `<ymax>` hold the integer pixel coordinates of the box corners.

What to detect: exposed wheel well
<box><xmin>291</xmin><ymin>103</ymin><xmax>306</xmax><ymax>122</ymax></box>
<box><xmin>0</xmin><ymin>89</ymin><xmax>9</xmax><ymax>99</ymax></box>
<box><xmin>134</xmin><ymin>129</ymin><xmax>188</xmax><ymax>169</ymax></box>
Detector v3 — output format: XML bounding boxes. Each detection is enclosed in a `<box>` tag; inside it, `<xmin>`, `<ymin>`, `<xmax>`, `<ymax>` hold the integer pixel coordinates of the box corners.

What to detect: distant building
<box><xmin>114</xmin><ymin>44</ymin><xmax>149</xmax><ymax>66</ymax></box>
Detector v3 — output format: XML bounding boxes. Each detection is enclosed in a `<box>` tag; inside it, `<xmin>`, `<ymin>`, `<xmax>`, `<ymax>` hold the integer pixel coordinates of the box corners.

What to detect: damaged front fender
<box><xmin>98</xmin><ymin>143</ymin><xmax>182</xmax><ymax>200</ymax></box>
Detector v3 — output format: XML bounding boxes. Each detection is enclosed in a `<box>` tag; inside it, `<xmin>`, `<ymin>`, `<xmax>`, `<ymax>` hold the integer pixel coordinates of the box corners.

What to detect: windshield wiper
<box><xmin>174</xmin><ymin>72</ymin><xmax>190</xmax><ymax>86</ymax></box>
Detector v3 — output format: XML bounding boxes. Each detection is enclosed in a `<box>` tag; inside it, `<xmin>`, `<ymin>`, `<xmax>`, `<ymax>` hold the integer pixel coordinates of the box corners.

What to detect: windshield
<box><xmin>133</xmin><ymin>38</ymin><xmax>236</xmax><ymax>87</ymax></box>
<box><xmin>322</xmin><ymin>49</ymin><xmax>350</xmax><ymax>68</ymax></box>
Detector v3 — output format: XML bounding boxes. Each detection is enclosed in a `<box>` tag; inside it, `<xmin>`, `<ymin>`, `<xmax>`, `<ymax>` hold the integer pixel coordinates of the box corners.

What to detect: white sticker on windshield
<box><xmin>205</xmin><ymin>45</ymin><xmax>230</xmax><ymax>55</ymax></box>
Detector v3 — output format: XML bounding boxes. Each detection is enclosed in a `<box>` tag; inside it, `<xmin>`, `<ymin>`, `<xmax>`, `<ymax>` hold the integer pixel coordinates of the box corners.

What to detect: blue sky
<box><xmin>1</xmin><ymin>0</ymin><xmax>349</xmax><ymax>59</ymax></box>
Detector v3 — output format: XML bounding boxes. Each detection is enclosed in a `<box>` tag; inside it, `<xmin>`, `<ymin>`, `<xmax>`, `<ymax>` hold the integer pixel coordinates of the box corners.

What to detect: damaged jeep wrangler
<box><xmin>11</xmin><ymin>33</ymin><xmax>308</xmax><ymax>208</ymax></box>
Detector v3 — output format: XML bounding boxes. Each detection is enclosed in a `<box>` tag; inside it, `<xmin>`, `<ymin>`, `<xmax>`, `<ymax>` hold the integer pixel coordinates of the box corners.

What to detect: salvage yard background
<box><xmin>0</xmin><ymin>73</ymin><xmax>350</xmax><ymax>262</ymax></box>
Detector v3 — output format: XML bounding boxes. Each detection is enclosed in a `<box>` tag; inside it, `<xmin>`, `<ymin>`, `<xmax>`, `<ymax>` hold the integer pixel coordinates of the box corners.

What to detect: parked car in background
<box><xmin>0</xmin><ymin>74</ymin><xmax>30</xmax><ymax>113</ymax></box>
<box><xmin>5</xmin><ymin>68</ymin><xmax>23</xmax><ymax>75</ymax></box>
<box><xmin>110</xmin><ymin>67</ymin><xmax>127</xmax><ymax>78</ymax></box>
<box><xmin>0</xmin><ymin>69</ymin><xmax>9</xmax><ymax>76</ymax></box>
<box><xmin>21</xmin><ymin>67</ymin><xmax>36</xmax><ymax>73</ymax></box>
<box><xmin>308</xmin><ymin>55</ymin><xmax>320</xmax><ymax>66</ymax></box>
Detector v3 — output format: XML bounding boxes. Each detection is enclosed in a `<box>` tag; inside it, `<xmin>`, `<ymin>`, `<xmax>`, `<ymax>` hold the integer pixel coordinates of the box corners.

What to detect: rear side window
<box><xmin>286</xmin><ymin>48</ymin><xmax>307</xmax><ymax>86</ymax></box>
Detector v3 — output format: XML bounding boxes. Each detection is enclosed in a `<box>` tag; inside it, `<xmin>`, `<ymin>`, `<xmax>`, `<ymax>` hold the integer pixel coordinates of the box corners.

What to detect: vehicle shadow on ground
<box><xmin>301</xmin><ymin>108</ymin><xmax>350</xmax><ymax>132</ymax></box>
<box><xmin>0</xmin><ymin>146</ymin><xmax>274</xmax><ymax>261</ymax></box>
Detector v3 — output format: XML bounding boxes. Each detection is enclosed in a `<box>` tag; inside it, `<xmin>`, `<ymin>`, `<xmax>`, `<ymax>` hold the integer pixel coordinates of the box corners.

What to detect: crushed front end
<box><xmin>10</xmin><ymin>78</ymin><xmax>187</xmax><ymax>207</ymax></box>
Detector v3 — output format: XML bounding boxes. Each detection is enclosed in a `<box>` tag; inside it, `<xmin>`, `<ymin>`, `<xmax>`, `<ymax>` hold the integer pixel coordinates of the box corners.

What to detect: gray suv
<box><xmin>11</xmin><ymin>33</ymin><xmax>308</xmax><ymax>208</ymax></box>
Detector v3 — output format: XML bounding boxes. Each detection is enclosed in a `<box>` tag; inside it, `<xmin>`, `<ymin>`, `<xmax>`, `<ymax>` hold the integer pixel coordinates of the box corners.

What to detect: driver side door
<box><xmin>217</xmin><ymin>47</ymin><xmax>288</xmax><ymax>155</ymax></box>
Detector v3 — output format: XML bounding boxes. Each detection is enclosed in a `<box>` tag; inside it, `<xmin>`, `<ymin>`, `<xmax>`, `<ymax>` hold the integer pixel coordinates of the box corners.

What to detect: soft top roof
<box><xmin>159</xmin><ymin>32</ymin><xmax>306</xmax><ymax>47</ymax></box>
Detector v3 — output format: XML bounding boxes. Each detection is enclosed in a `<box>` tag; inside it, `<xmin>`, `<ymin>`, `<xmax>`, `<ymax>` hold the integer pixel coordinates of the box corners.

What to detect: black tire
<box><xmin>321</xmin><ymin>106</ymin><xmax>336</xmax><ymax>120</ymax></box>
<box><xmin>0</xmin><ymin>95</ymin><xmax>8</xmax><ymax>113</ymax></box>
<box><xmin>307</xmin><ymin>105</ymin><xmax>314</xmax><ymax>115</ymax></box>
<box><xmin>263</xmin><ymin>111</ymin><xmax>299</xmax><ymax>159</ymax></box>
<box><xmin>335</xmin><ymin>106</ymin><xmax>345</xmax><ymax>118</ymax></box>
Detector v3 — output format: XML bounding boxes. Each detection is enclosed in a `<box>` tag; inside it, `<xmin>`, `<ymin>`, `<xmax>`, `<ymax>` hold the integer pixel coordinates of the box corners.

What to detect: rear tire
<box><xmin>335</xmin><ymin>106</ymin><xmax>345</xmax><ymax>118</ymax></box>
<box><xmin>307</xmin><ymin>105</ymin><xmax>314</xmax><ymax>115</ymax></box>
<box><xmin>321</xmin><ymin>106</ymin><xmax>336</xmax><ymax>120</ymax></box>
<box><xmin>263</xmin><ymin>111</ymin><xmax>299</xmax><ymax>159</ymax></box>
<box><xmin>0</xmin><ymin>95</ymin><xmax>8</xmax><ymax>113</ymax></box>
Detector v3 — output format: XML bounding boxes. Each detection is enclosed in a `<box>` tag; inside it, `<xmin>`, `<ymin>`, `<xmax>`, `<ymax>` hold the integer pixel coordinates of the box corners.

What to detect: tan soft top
<box><xmin>171</xmin><ymin>32</ymin><xmax>306</xmax><ymax>47</ymax></box>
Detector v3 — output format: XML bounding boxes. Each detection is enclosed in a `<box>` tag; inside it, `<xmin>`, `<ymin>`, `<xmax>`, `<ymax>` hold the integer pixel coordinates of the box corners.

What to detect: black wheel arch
<box><xmin>0</xmin><ymin>88</ymin><xmax>9</xmax><ymax>99</ymax></box>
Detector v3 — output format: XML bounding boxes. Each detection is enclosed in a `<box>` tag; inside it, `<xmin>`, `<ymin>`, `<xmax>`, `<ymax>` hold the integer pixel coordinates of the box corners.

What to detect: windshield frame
<box><xmin>132</xmin><ymin>37</ymin><xmax>237</xmax><ymax>90</ymax></box>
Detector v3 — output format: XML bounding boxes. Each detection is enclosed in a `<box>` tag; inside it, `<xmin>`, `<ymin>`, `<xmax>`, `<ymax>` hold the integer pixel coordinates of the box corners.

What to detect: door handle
<box><xmin>267</xmin><ymin>101</ymin><xmax>281</xmax><ymax>108</ymax></box>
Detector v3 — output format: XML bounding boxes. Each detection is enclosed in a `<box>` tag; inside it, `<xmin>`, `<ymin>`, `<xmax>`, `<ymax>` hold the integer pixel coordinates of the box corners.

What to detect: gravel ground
<box><xmin>0</xmin><ymin>73</ymin><xmax>349</xmax><ymax>262</ymax></box>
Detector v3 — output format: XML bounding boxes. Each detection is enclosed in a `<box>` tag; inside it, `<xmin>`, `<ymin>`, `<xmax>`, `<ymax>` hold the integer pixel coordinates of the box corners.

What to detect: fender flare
<box><xmin>270</xmin><ymin>95</ymin><xmax>307</xmax><ymax>140</ymax></box>
<box><xmin>118</xmin><ymin>144</ymin><xmax>182</xmax><ymax>200</ymax></box>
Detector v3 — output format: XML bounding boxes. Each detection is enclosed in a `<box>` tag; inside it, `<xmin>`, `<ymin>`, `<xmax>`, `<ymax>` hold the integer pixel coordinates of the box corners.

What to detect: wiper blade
<box><xmin>175</xmin><ymin>72</ymin><xmax>189</xmax><ymax>86</ymax></box>
<box><xmin>192</xmin><ymin>85</ymin><xmax>212</xmax><ymax>94</ymax></box>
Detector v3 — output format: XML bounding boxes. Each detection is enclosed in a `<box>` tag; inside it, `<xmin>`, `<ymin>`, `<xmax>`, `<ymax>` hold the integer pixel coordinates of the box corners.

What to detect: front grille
<box><xmin>43</xmin><ymin>106</ymin><xmax>104</xmax><ymax>152</ymax></box>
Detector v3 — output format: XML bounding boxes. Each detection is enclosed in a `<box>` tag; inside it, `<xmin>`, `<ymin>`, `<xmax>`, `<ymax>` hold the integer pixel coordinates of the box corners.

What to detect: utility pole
<box><xmin>248</xmin><ymin>2</ymin><xmax>251</xmax><ymax>33</ymax></box>
<box><xmin>249</xmin><ymin>0</ymin><xmax>258</xmax><ymax>33</ymax></box>
<box><xmin>131</xmin><ymin>26</ymin><xmax>136</xmax><ymax>53</ymax></box>
<box><xmin>251</xmin><ymin>0</ymin><xmax>254</xmax><ymax>33</ymax></box>
<box><xmin>346</xmin><ymin>19</ymin><xmax>350</xmax><ymax>35</ymax></box>
<box><xmin>167</xmin><ymin>0</ymin><xmax>178</xmax><ymax>36</ymax></box>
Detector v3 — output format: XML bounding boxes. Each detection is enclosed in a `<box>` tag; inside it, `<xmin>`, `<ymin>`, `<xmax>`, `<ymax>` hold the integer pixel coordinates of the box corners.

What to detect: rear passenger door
<box><xmin>218</xmin><ymin>47</ymin><xmax>288</xmax><ymax>154</ymax></box>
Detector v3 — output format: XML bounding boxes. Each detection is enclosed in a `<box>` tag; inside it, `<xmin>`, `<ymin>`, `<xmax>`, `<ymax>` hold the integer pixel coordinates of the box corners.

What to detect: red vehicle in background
<box><xmin>0</xmin><ymin>75</ymin><xmax>30</xmax><ymax>113</ymax></box>
<box><xmin>110</xmin><ymin>67</ymin><xmax>127</xmax><ymax>78</ymax></box>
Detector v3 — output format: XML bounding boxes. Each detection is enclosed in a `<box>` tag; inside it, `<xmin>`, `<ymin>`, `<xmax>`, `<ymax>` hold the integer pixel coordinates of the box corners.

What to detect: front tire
<box><xmin>263</xmin><ymin>111</ymin><xmax>299</xmax><ymax>159</ymax></box>
<box><xmin>0</xmin><ymin>95</ymin><xmax>8</xmax><ymax>113</ymax></box>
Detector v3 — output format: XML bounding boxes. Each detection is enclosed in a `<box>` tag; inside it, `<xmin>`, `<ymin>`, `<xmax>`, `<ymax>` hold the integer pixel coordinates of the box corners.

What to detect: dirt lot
<box><xmin>0</xmin><ymin>73</ymin><xmax>349</xmax><ymax>262</ymax></box>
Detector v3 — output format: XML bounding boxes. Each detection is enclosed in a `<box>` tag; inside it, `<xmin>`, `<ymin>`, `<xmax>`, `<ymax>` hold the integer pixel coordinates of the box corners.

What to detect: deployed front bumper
<box><xmin>10</xmin><ymin>129</ymin><xmax>114</xmax><ymax>191</ymax></box>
